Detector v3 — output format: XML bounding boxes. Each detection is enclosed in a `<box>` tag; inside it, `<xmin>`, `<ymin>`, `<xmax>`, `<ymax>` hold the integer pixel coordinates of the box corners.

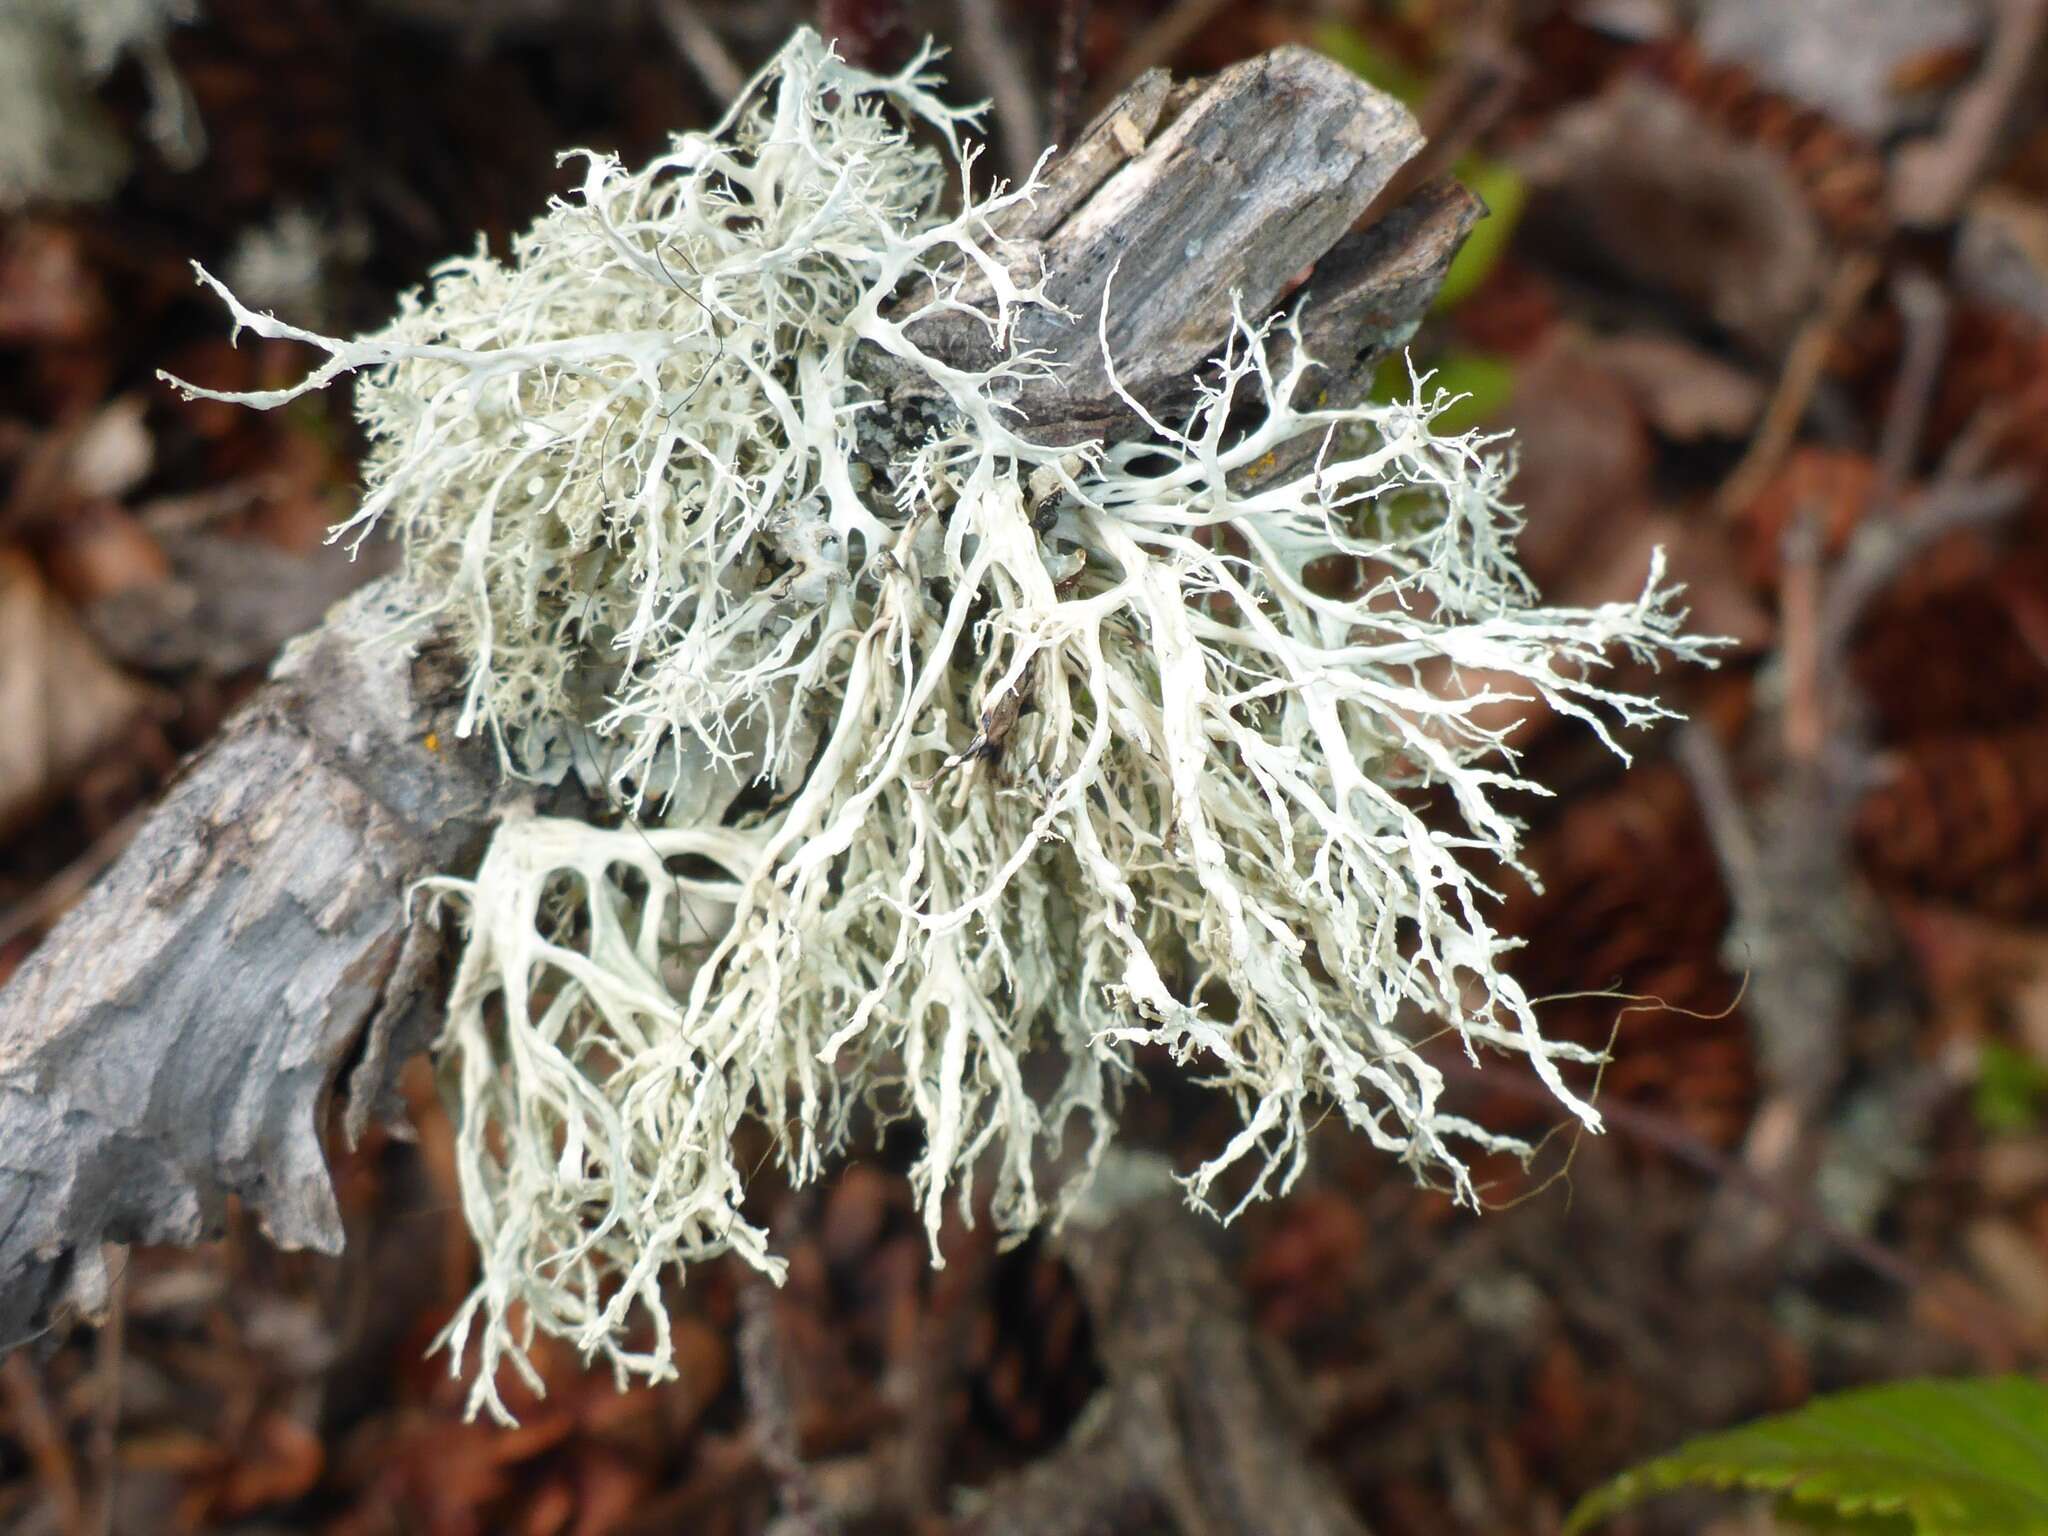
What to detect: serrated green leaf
<box><xmin>1777</xmin><ymin>1504</ymin><xmax>1915</xmax><ymax>1535</ymax></box>
<box><xmin>1565</xmin><ymin>1377</ymin><xmax>2048</xmax><ymax>1536</ymax></box>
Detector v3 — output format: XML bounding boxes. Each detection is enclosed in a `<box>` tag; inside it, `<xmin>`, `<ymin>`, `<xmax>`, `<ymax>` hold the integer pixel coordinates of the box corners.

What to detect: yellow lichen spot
<box><xmin>424</xmin><ymin>732</ymin><xmax>441</xmax><ymax>753</ymax></box>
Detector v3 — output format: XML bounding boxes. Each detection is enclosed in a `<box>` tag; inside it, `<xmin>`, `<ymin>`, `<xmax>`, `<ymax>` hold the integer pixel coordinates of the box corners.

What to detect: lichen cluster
<box><xmin>169</xmin><ymin>29</ymin><xmax>1715</xmax><ymax>1420</ymax></box>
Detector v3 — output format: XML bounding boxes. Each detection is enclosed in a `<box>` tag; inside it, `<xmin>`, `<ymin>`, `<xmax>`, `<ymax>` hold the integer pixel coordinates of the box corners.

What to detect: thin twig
<box><xmin>86</xmin><ymin>1264</ymin><xmax>125</xmax><ymax>1536</ymax></box>
<box><xmin>1819</xmin><ymin>473</ymin><xmax>2034</xmax><ymax>659</ymax></box>
<box><xmin>0</xmin><ymin>1353</ymin><xmax>85</xmax><ymax>1536</ymax></box>
<box><xmin>1597</xmin><ymin>1095</ymin><xmax>1920</xmax><ymax>1291</ymax></box>
<box><xmin>1891</xmin><ymin>0</ymin><xmax>2048</xmax><ymax>225</ymax></box>
<box><xmin>955</xmin><ymin>0</ymin><xmax>1045</xmax><ymax>188</ymax></box>
<box><xmin>1716</xmin><ymin>252</ymin><xmax>1883</xmax><ymax>520</ymax></box>
<box><xmin>656</xmin><ymin>0</ymin><xmax>747</xmax><ymax>105</ymax></box>
<box><xmin>1870</xmin><ymin>269</ymin><xmax>1951</xmax><ymax>515</ymax></box>
<box><xmin>1363</xmin><ymin>40</ymin><xmax>1521</xmax><ymax>225</ymax></box>
<box><xmin>1083</xmin><ymin>0</ymin><xmax>1231</xmax><ymax>116</ymax></box>
<box><xmin>1471</xmin><ymin>1068</ymin><xmax>2026</xmax><ymax>1365</ymax></box>
<box><xmin>1051</xmin><ymin>0</ymin><xmax>1093</xmax><ymax>147</ymax></box>
<box><xmin>1673</xmin><ymin>725</ymin><xmax>1761</xmax><ymax>901</ymax></box>
<box><xmin>1779</xmin><ymin>506</ymin><xmax>1827</xmax><ymax>763</ymax></box>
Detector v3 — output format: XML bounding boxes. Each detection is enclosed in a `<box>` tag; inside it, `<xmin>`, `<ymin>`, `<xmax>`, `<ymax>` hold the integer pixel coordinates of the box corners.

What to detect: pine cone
<box><xmin>1858</xmin><ymin>727</ymin><xmax>2048</xmax><ymax>918</ymax></box>
<box><xmin>1499</xmin><ymin>764</ymin><xmax>1754</xmax><ymax>1148</ymax></box>
<box><xmin>1851</xmin><ymin>551</ymin><xmax>2048</xmax><ymax>740</ymax></box>
<box><xmin>1636</xmin><ymin>38</ymin><xmax>1889</xmax><ymax>245</ymax></box>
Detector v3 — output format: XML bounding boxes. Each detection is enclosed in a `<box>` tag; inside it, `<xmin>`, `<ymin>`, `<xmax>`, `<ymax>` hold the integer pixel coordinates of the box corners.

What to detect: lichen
<box><xmin>0</xmin><ymin>0</ymin><xmax>201</xmax><ymax>210</ymax></box>
<box><xmin>166</xmin><ymin>28</ymin><xmax>1719</xmax><ymax>1421</ymax></box>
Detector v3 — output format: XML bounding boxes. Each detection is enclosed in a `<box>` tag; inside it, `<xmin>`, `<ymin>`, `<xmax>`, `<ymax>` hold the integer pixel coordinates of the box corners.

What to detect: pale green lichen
<box><xmin>167</xmin><ymin>29</ymin><xmax>1717</xmax><ymax>1421</ymax></box>
<box><xmin>0</xmin><ymin>0</ymin><xmax>201</xmax><ymax>209</ymax></box>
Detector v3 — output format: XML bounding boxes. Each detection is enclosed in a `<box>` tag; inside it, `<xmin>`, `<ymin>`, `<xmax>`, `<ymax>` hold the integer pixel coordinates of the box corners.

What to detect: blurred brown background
<box><xmin>4</xmin><ymin>2</ymin><xmax>2048</xmax><ymax>1532</ymax></box>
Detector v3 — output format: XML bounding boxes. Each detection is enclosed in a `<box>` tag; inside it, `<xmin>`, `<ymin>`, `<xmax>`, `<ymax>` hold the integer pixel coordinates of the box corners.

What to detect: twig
<box><xmin>1469</xmin><ymin>1066</ymin><xmax>2026</xmax><ymax>1366</ymax></box>
<box><xmin>884</xmin><ymin>1238</ymin><xmax>986</xmax><ymax>1523</ymax></box>
<box><xmin>1051</xmin><ymin>0</ymin><xmax>1093</xmax><ymax>147</ymax></box>
<box><xmin>1891</xmin><ymin>0</ymin><xmax>2048</xmax><ymax>226</ymax></box>
<box><xmin>1592</xmin><ymin>1099</ymin><xmax>2021</xmax><ymax>1366</ymax></box>
<box><xmin>1716</xmin><ymin>252</ymin><xmax>1883</xmax><ymax>520</ymax></box>
<box><xmin>1083</xmin><ymin>0</ymin><xmax>1231</xmax><ymax>117</ymax></box>
<box><xmin>1693</xmin><ymin>239</ymin><xmax>2035</xmax><ymax>1280</ymax></box>
<box><xmin>86</xmin><ymin>1264</ymin><xmax>125</xmax><ymax>1536</ymax></box>
<box><xmin>657</xmin><ymin>0</ymin><xmax>747</xmax><ymax>105</ymax></box>
<box><xmin>1673</xmin><ymin>725</ymin><xmax>1760</xmax><ymax>897</ymax></box>
<box><xmin>0</xmin><ymin>1352</ymin><xmax>84</xmax><ymax>1536</ymax></box>
<box><xmin>1870</xmin><ymin>270</ymin><xmax>1951</xmax><ymax>515</ymax></box>
<box><xmin>955</xmin><ymin>0</ymin><xmax>1045</xmax><ymax>188</ymax></box>
<box><xmin>1675</xmin><ymin>714</ymin><xmax>1856</xmax><ymax>1268</ymax></box>
<box><xmin>1779</xmin><ymin>507</ymin><xmax>1826</xmax><ymax>764</ymax></box>
<box><xmin>954</xmin><ymin>1154</ymin><xmax>1371</xmax><ymax>1536</ymax></box>
<box><xmin>1819</xmin><ymin>473</ymin><xmax>2033</xmax><ymax>659</ymax></box>
<box><xmin>1362</xmin><ymin>40</ymin><xmax>1521</xmax><ymax>225</ymax></box>
<box><xmin>1595</xmin><ymin>1095</ymin><xmax>1921</xmax><ymax>1292</ymax></box>
<box><xmin>738</xmin><ymin>1279</ymin><xmax>838</xmax><ymax>1535</ymax></box>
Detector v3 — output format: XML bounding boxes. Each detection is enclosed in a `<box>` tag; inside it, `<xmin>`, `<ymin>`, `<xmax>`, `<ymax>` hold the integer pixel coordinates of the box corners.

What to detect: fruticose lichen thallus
<box><xmin>165</xmin><ymin>30</ymin><xmax>1719</xmax><ymax>1420</ymax></box>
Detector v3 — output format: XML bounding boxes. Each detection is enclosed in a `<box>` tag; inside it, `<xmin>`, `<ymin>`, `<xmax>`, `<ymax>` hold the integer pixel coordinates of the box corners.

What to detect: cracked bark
<box><xmin>0</xmin><ymin>51</ymin><xmax>1476</xmax><ymax>1349</ymax></box>
<box><xmin>0</xmin><ymin>581</ymin><xmax>514</xmax><ymax>1346</ymax></box>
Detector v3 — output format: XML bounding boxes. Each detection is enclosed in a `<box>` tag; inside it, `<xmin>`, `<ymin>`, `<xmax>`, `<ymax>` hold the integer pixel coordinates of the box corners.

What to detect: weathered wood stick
<box><xmin>859</xmin><ymin>47</ymin><xmax>1438</xmax><ymax>445</ymax></box>
<box><xmin>0</xmin><ymin>581</ymin><xmax>505</xmax><ymax>1346</ymax></box>
<box><xmin>0</xmin><ymin>52</ymin><xmax>1474</xmax><ymax>1347</ymax></box>
<box><xmin>956</xmin><ymin>1156</ymin><xmax>1373</xmax><ymax>1536</ymax></box>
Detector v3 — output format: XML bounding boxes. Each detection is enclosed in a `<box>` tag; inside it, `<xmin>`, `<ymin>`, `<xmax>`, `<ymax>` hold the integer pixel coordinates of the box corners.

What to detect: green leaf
<box><xmin>1976</xmin><ymin>1043</ymin><xmax>2048</xmax><ymax>1136</ymax></box>
<box><xmin>1564</xmin><ymin>1376</ymin><xmax>2048</xmax><ymax>1536</ymax></box>
<box><xmin>1431</xmin><ymin>155</ymin><xmax>1525</xmax><ymax>313</ymax></box>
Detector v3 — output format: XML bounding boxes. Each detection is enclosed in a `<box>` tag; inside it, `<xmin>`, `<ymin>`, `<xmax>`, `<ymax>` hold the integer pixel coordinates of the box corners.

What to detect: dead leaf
<box><xmin>0</xmin><ymin>224</ymin><xmax>108</xmax><ymax>347</ymax></box>
<box><xmin>1490</xmin><ymin>332</ymin><xmax>1654</xmax><ymax>591</ymax></box>
<box><xmin>1518</xmin><ymin>79</ymin><xmax>1826</xmax><ymax>354</ymax></box>
<box><xmin>1589</xmin><ymin>332</ymin><xmax>1766</xmax><ymax>441</ymax></box>
<box><xmin>212</xmin><ymin>1411</ymin><xmax>326</xmax><ymax>1517</ymax></box>
<box><xmin>63</xmin><ymin>396</ymin><xmax>154</xmax><ymax>502</ymax></box>
<box><xmin>0</xmin><ymin>550</ymin><xmax>151</xmax><ymax>837</ymax></box>
<box><xmin>41</xmin><ymin>501</ymin><xmax>172</xmax><ymax>605</ymax></box>
<box><xmin>567</xmin><ymin>1444</ymin><xmax>652</xmax><ymax>1536</ymax></box>
<box><xmin>1963</xmin><ymin>1217</ymin><xmax>2048</xmax><ymax>1339</ymax></box>
<box><xmin>3</xmin><ymin>397</ymin><xmax>155</xmax><ymax>537</ymax></box>
<box><xmin>84</xmin><ymin>529</ymin><xmax>392</xmax><ymax>675</ymax></box>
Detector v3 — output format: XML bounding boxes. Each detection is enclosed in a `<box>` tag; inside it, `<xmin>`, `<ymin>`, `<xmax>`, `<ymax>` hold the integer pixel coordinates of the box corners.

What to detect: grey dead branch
<box><xmin>0</xmin><ymin>48</ymin><xmax>1475</xmax><ymax>1373</ymax></box>
<box><xmin>955</xmin><ymin>1155</ymin><xmax>1372</xmax><ymax>1536</ymax></box>
<box><xmin>729</xmin><ymin>1153</ymin><xmax>1379</xmax><ymax>1535</ymax></box>
<box><xmin>1679</xmin><ymin>264</ymin><xmax>2035</xmax><ymax>1279</ymax></box>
